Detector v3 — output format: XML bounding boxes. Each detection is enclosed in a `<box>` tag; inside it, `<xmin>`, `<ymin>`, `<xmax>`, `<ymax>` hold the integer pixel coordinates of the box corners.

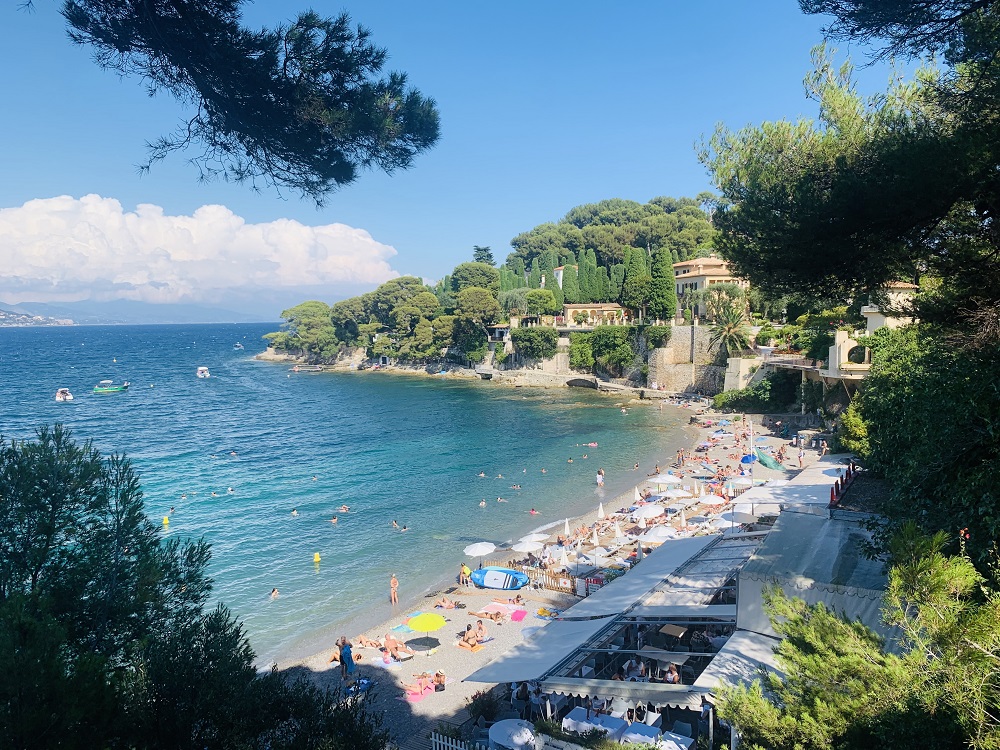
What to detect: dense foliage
<box><xmin>0</xmin><ymin>426</ymin><xmax>388</xmax><ymax>750</ymax></box>
<box><xmin>62</xmin><ymin>4</ymin><xmax>439</xmax><ymax>204</ymax></box>
<box><xmin>721</xmin><ymin>527</ymin><xmax>999</xmax><ymax>750</ymax></box>
<box><xmin>713</xmin><ymin>370</ymin><xmax>800</xmax><ymax>413</ymax></box>
<box><xmin>510</xmin><ymin>327</ymin><xmax>559</xmax><ymax>361</ymax></box>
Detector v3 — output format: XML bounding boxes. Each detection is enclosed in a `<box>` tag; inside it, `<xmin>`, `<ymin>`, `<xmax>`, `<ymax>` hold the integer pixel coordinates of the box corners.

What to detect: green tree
<box><xmin>702</xmin><ymin>282</ymin><xmax>745</xmax><ymax>322</ymax></box>
<box><xmin>560</xmin><ymin>264</ymin><xmax>581</xmax><ymax>304</ymax></box>
<box><xmin>61</xmin><ymin>5</ymin><xmax>439</xmax><ymax>205</ymax></box>
<box><xmin>836</xmin><ymin>397</ymin><xmax>870</xmax><ymax>456</ymax></box>
<box><xmin>568</xmin><ymin>333</ymin><xmax>595</xmax><ymax>371</ymax></box>
<box><xmin>708</xmin><ymin>304</ymin><xmax>752</xmax><ymax>359</ymax></box>
<box><xmin>525</xmin><ymin>289</ymin><xmax>560</xmax><ymax>316</ymax></box>
<box><xmin>264</xmin><ymin>301</ymin><xmax>339</xmax><ymax>360</ymax></box>
<box><xmin>455</xmin><ymin>287</ymin><xmax>501</xmax><ymax>326</ymax></box>
<box><xmin>589</xmin><ymin>326</ymin><xmax>635</xmax><ymax>375</ymax></box>
<box><xmin>510</xmin><ymin>327</ymin><xmax>559</xmax><ymax>360</ymax></box>
<box><xmin>0</xmin><ymin>426</ymin><xmax>389</xmax><ymax>750</ymax></box>
<box><xmin>451</xmin><ymin>262</ymin><xmax>500</xmax><ymax>296</ymax></box>
<box><xmin>647</xmin><ymin>248</ymin><xmax>678</xmax><ymax>322</ymax></box>
<box><xmin>369</xmin><ymin>276</ymin><xmax>426</xmax><ymax>326</ymax></box>
<box><xmin>620</xmin><ymin>249</ymin><xmax>652</xmax><ymax>319</ymax></box>
<box><xmin>472</xmin><ymin>246</ymin><xmax>495</xmax><ymax>265</ymax></box>
<box><xmin>498</xmin><ymin>289</ymin><xmax>531</xmax><ymax>316</ymax></box>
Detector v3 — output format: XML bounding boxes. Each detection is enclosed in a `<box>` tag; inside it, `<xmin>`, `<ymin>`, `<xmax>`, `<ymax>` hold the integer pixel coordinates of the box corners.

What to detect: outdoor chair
<box><xmin>672</xmin><ymin>721</ymin><xmax>693</xmax><ymax>738</ymax></box>
<box><xmin>644</xmin><ymin>710</ymin><xmax>662</xmax><ymax>728</ymax></box>
<box><xmin>472</xmin><ymin>715</ymin><xmax>489</xmax><ymax>745</ymax></box>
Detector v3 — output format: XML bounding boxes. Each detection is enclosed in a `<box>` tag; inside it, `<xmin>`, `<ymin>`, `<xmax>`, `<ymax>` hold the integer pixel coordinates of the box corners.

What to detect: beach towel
<box><xmin>510</xmin><ymin>609</ymin><xmax>527</xmax><ymax>622</ymax></box>
<box><xmin>481</xmin><ymin>603</ymin><xmax>508</xmax><ymax>615</ymax></box>
<box><xmin>391</xmin><ymin>612</ymin><xmax>423</xmax><ymax>634</ymax></box>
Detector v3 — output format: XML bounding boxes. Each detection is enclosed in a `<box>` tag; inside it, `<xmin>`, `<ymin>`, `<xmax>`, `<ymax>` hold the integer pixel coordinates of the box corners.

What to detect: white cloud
<box><xmin>0</xmin><ymin>195</ymin><xmax>399</xmax><ymax>307</ymax></box>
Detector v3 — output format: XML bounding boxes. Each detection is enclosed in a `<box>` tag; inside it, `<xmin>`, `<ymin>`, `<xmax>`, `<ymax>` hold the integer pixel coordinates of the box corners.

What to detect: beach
<box><xmin>278</xmin><ymin>406</ymin><xmax>818</xmax><ymax>748</ymax></box>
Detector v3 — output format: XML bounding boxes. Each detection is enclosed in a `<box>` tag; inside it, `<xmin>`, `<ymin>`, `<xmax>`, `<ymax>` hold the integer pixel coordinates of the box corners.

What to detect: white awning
<box><xmin>628</xmin><ymin>603</ymin><xmax>738</xmax><ymax>619</ymax></box>
<box><xmin>540</xmin><ymin>677</ymin><xmax>708</xmax><ymax>710</ymax></box>
<box><xmin>562</xmin><ymin>537</ymin><xmax>716</xmax><ymax>619</ymax></box>
<box><xmin>464</xmin><ymin>617</ymin><xmax>614</xmax><ymax>684</ymax></box>
<box><xmin>693</xmin><ymin>630</ymin><xmax>784</xmax><ymax>694</ymax></box>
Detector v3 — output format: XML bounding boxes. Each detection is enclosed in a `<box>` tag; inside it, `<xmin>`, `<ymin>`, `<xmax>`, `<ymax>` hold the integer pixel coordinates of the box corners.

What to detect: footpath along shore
<box><xmin>279</xmin><ymin>409</ymin><xmax>822</xmax><ymax>747</ymax></box>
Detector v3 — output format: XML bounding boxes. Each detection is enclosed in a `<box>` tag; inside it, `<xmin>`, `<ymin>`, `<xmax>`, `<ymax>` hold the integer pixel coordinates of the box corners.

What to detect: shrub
<box><xmin>569</xmin><ymin>333</ymin><xmax>595</xmax><ymax>371</ymax></box>
<box><xmin>590</xmin><ymin>326</ymin><xmax>635</xmax><ymax>375</ymax></box>
<box><xmin>835</xmin><ymin>397</ymin><xmax>870</xmax><ymax>457</ymax></box>
<box><xmin>755</xmin><ymin>322</ymin><xmax>781</xmax><ymax>346</ymax></box>
<box><xmin>643</xmin><ymin>325</ymin><xmax>672</xmax><ymax>348</ymax></box>
<box><xmin>713</xmin><ymin>370</ymin><xmax>799</xmax><ymax>412</ymax></box>
<box><xmin>466</xmin><ymin>689</ymin><xmax>502</xmax><ymax>723</ymax></box>
<box><xmin>510</xmin><ymin>327</ymin><xmax>558</xmax><ymax>360</ymax></box>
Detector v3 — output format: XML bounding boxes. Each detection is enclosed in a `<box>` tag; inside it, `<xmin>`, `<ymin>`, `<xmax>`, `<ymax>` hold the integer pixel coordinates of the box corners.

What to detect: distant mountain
<box><xmin>0</xmin><ymin>300</ymin><xmax>273</xmax><ymax>325</ymax></box>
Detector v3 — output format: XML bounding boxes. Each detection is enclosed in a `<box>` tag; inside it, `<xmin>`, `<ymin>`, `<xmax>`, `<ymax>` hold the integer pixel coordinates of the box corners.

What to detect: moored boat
<box><xmin>93</xmin><ymin>380</ymin><xmax>130</xmax><ymax>394</ymax></box>
<box><xmin>55</xmin><ymin>388</ymin><xmax>74</xmax><ymax>402</ymax></box>
<box><xmin>469</xmin><ymin>566</ymin><xmax>530</xmax><ymax>590</ymax></box>
<box><xmin>233</xmin><ymin>342</ymin><xmax>245</xmax><ymax>351</ymax></box>
<box><xmin>290</xmin><ymin>365</ymin><xmax>323</xmax><ymax>373</ymax></box>
<box><xmin>197</xmin><ymin>366</ymin><xmax>211</xmax><ymax>378</ymax></box>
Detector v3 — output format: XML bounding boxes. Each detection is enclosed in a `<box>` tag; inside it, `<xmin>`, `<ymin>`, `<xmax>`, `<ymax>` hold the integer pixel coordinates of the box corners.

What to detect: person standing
<box><xmin>390</xmin><ymin>573</ymin><xmax>399</xmax><ymax>605</ymax></box>
<box><xmin>596</xmin><ymin>468</ymin><xmax>605</xmax><ymax>487</ymax></box>
<box><xmin>339</xmin><ymin>637</ymin><xmax>355</xmax><ymax>680</ymax></box>
<box><xmin>460</xmin><ymin>563</ymin><xmax>472</xmax><ymax>586</ymax></box>
<box><xmin>797</xmin><ymin>447</ymin><xmax>805</xmax><ymax>468</ymax></box>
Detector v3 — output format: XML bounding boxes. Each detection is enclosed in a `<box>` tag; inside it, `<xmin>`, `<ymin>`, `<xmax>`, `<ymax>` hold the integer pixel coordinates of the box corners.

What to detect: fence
<box><xmin>429</xmin><ymin>732</ymin><xmax>486</xmax><ymax>750</ymax></box>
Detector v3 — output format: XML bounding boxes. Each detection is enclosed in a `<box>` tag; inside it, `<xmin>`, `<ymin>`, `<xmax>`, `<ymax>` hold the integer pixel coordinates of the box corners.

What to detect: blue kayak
<box><xmin>470</xmin><ymin>566</ymin><xmax>530</xmax><ymax>590</ymax></box>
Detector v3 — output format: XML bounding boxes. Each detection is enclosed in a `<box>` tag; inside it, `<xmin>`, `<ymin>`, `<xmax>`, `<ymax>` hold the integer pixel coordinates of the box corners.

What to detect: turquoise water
<box><xmin>0</xmin><ymin>324</ymin><xmax>690</xmax><ymax>665</ymax></box>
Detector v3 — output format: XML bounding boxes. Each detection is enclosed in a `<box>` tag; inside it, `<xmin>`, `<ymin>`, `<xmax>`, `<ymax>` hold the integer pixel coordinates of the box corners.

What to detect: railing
<box><xmin>430</xmin><ymin>732</ymin><xmax>486</xmax><ymax>750</ymax></box>
<box><xmin>765</xmin><ymin>355</ymin><xmax>820</xmax><ymax>370</ymax></box>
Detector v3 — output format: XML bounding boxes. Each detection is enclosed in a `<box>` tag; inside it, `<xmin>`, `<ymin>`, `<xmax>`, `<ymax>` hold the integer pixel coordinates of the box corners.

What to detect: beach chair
<box><xmin>472</xmin><ymin>716</ymin><xmax>489</xmax><ymax>745</ymax></box>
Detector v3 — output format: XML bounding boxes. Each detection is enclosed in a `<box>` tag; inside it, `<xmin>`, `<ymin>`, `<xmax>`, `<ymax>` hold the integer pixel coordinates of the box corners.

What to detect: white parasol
<box><xmin>641</xmin><ymin>525</ymin><xmax>676</xmax><ymax>543</ymax></box>
<box><xmin>648</xmin><ymin>473</ymin><xmax>682</xmax><ymax>485</ymax></box>
<box><xmin>591</xmin><ymin>529</ymin><xmax>601</xmax><ymax>547</ymax></box>
<box><xmin>512</xmin><ymin>540</ymin><xmax>543</xmax><ymax>553</ymax></box>
<box><xmin>633</xmin><ymin>505</ymin><xmax>665</xmax><ymax>520</ymax></box>
<box><xmin>520</xmin><ymin>533</ymin><xmax>548</xmax><ymax>543</ymax></box>
<box><xmin>463</xmin><ymin>542</ymin><xmax>496</xmax><ymax>557</ymax></box>
<box><xmin>662</xmin><ymin>488</ymin><xmax>692</xmax><ymax>499</ymax></box>
<box><xmin>613</xmin><ymin>521</ymin><xmax>624</xmax><ymax>538</ymax></box>
<box><xmin>597</xmin><ymin>503</ymin><xmax>606</xmax><ymax>519</ymax></box>
<box><xmin>559</xmin><ymin>548</ymin><xmax>570</xmax><ymax>568</ymax></box>
<box><xmin>564</xmin><ymin>518</ymin><xmax>571</xmax><ymax>536</ymax></box>
<box><xmin>638</xmin><ymin>515</ymin><xmax>647</xmax><ymax>529</ymax></box>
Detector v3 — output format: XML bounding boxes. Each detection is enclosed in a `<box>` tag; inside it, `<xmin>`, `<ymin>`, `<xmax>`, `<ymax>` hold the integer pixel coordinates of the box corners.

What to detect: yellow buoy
<box><xmin>313</xmin><ymin>552</ymin><xmax>321</xmax><ymax>563</ymax></box>
<box><xmin>163</xmin><ymin>516</ymin><xmax>169</xmax><ymax>526</ymax></box>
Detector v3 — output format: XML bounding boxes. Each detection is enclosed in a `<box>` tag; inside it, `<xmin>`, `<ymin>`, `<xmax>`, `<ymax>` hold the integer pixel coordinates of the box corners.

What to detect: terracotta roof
<box><xmin>673</xmin><ymin>255</ymin><xmax>728</xmax><ymax>269</ymax></box>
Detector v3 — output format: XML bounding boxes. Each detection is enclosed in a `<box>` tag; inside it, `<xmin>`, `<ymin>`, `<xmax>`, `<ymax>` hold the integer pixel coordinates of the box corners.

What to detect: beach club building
<box><xmin>464</xmin><ymin>457</ymin><xmax>888</xmax><ymax>747</ymax></box>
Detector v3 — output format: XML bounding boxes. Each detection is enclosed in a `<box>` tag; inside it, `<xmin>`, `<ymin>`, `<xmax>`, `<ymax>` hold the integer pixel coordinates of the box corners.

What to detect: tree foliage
<box><xmin>589</xmin><ymin>326</ymin><xmax>635</xmax><ymax>376</ymax></box>
<box><xmin>451</xmin><ymin>262</ymin><xmax>500</xmax><ymax>295</ymax></box>
<box><xmin>61</xmin><ymin>4</ymin><xmax>440</xmax><ymax>204</ymax></box>
<box><xmin>568</xmin><ymin>333</ymin><xmax>595</xmax><ymax>371</ymax></box>
<box><xmin>647</xmin><ymin>248</ymin><xmax>678</xmax><ymax>321</ymax></box>
<box><xmin>720</xmin><ymin>526</ymin><xmax>999</xmax><ymax>750</ymax></box>
<box><xmin>0</xmin><ymin>425</ymin><xmax>389</xmax><ymax>750</ymax></box>
<box><xmin>708</xmin><ymin>304</ymin><xmax>752</xmax><ymax>359</ymax></box>
<box><xmin>472</xmin><ymin>246</ymin><xmax>495</xmax><ymax>265</ymax></box>
<box><xmin>510</xmin><ymin>327</ymin><xmax>559</xmax><ymax>361</ymax></box>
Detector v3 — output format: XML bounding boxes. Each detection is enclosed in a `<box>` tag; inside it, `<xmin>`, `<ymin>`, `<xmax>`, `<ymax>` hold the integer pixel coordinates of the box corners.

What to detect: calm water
<box><xmin>0</xmin><ymin>324</ymin><xmax>690</xmax><ymax>665</ymax></box>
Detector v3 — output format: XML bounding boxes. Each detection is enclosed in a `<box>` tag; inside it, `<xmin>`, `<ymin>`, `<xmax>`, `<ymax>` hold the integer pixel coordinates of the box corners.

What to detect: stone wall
<box><xmin>647</xmin><ymin>324</ymin><xmax>726</xmax><ymax>395</ymax></box>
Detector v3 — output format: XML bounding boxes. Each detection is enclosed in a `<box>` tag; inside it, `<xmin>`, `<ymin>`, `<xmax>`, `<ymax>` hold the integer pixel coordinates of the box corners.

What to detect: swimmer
<box><xmin>169</xmin><ymin>506</ymin><xmax>175</xmax><ymax>514</ymax></box>
<box><xmin>312</xmin><ymin>475</ymin><xmax>318</xmax><ymax>481</ymax></box>
<box><xmin>523</xmin><ymin>468</ymin><xmax>527</xmax><ymax>473</ymax></box>
<box><xmin>211</xmin><ymin>492</ymin><xmax>218</xmax><ymax>497</ymax></box>
<box><xmin>291</xmin><ymin>508</ymin><xmax>299</xmax><ymax>516</ymax></box>
<box><xmin>479</xmin><ymin>499</ymin><xmax>487</xmax><ymax>508</ymax></box>
<box><xmin>496</xmin><ymin>474</ymin><xmax>504</xmax><ymax>479</ymax></box>
<box><xmin>391</xmin><ymin>520</ymin><xmax>399</xmax><ymax>529</ymax></box>
<box><xmin>180</xmin><ymin>494</ymin><xmax>187</xmax><ymax>500</ymax></box>
<box><xmin>497</xmin><ymin>497</ymin><xmax>507</xmax><ymax>503</ymax></box>
<box><xmin>330</xmin><ymin>516</ymin><xmax>338</xmax><ymax>524</ymax></box>
<box><xmin>209</xmin><ymin>455</ymin><xmax>217</xmax><ymax>459</ymax></box>
<box><xmin>582</xmin><ymin>454</ymin><xmax>588</xmax><ymax>459</ymax></box>
<box><xmin>227</xmin><ymin>487</ymin><xmax>234</xmax><ymax>494</ymax></box>
<box><xmin>477</xmin><ymin>471</ymin><xmax>487</xmax><ymax>478</ymax></box>
<box><xmin>230</xmin><ymin>451</ymin><xmax>237</xmax><ymax>456</ymax></box>
<box><xmin>567</xmin><ymin>458</ymin><xmax>573</xmax><ymax>463</ymax></box>
<box><xmin>270</xmin><ymin>588</ymin><xmax>279</xmax><ymax>599</ymax></box>
<box><xmin>511</xmin><ymin>484</ymin><xmax>521</xmax><ymax>490</ymax></box>
<box><xmin>633</xmin><ymin>463</ymin><xmax>640</xmax><ymax>470</ymax></box>
<box><xmin>541</xmin><ymin>468</ymin><xmax>547</xmax><ymax>474</ymax></box>
<box><xmin>529</xmin><ymin>508</ymin><xmax>539</xmax><ymax>515</ymax></box>
<box><xmin>400</xmin><ymin>525</ymin><xmax>408</xmax><ymax>532</ymax></box>
<box><xmin>338</xmin><ymin>504</ymin><xmax>350</xmax><ymax>512</ymax></box>
<box><xmin>621</xmin><ymin>408</ymin><xmax>628</xmax><ymax>414</ymax></box>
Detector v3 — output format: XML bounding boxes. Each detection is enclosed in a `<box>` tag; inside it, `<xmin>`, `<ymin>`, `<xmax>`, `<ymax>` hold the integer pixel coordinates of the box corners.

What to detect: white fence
<box><xmin>429</xmin><ymin>732</ymin><xmax>487</xmax><ymax>750</ymax></box>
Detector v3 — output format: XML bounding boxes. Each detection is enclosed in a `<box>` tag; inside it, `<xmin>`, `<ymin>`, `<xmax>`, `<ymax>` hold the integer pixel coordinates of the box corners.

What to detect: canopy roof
<box><xmin>464</xmin><ymin>617</ymin><xmax>613</xmax><ymax>684</ymax></box>
<box><xmin>540</xmin><ymin>676</ymin><xmax>709</xmax><ymax>711</ymax></box>
<box><xmin>562</xmin><ymin>537</ymin><xmax>715</xmax><ymax>619</ymax></box>
<box><xmin>737</xmin><ymin>511</ymin><xmax>893</xmax><ymax>642</ymax></box>
<box><xmin>693</xmin><ymin>629</ymin><xmax>784</xmax><ymax>695</ymax></box>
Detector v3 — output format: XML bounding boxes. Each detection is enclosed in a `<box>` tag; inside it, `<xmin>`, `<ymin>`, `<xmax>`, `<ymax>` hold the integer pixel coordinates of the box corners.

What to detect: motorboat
<box><xmin>290</xmin><ymin>365</ymin><xmax>323</xmax><ymax>372</ymax></box>
<box><xmin>233</xmin><ymin>342</ymin><xmax>245</xmax><ymax>351</ymax></box>
<box><xmin>93</xmin><ymin>380</ymin><xmax>130</xmax><ymax>394</ymax></box>
<box><xmin>469</xmin><ymin>566</ymin><xmax>530</xmax><ymax>590</ymax></box>
<box><xmin>196</xmin><ymin>366</ymin><xmax>211</xmax><ymax>378</ymax></box>
<box><xmin>55</xmin><ymin>388</ymin><xmax>74</xmax><ymax>402</ymax></box>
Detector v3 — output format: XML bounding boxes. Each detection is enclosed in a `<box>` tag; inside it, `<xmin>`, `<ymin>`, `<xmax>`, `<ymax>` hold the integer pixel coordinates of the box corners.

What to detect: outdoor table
<box><xmin>561</xmin><ymin>707</ymin><xmax>627</xmax><ymax>741</ymax></box>
<box><xmin>621</xmin><ymin>722</ymin><xmax>661</xmax><ymax>745</ymax></box>
<box><xmin>488</xmin><ymin>718</ymin><xmax>535</xmax><ymax>750</ymax></box>
<box><xmin>658</xmin><ymin>624</ymin><xmax>688</xmax><ymax>638</ymax></box>
<box><xmin>638</xmin><ymin>647</ymin><xmax>691</xmax><ymax>666</ymax></box>
<box><xmin>659</xmin><ymin>730</ymin><xmax>696</xmax><ymax>750</ymax></box>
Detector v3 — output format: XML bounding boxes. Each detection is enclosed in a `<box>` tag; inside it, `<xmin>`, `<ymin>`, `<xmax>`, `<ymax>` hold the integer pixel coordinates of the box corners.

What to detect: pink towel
<box><xmin>405</xmin><ymin>686</ymin><xmax>434</xmax><ymax>703</ymax></box>
<box><xmin>511</xmin><ymin>609</ymin><xmax>527</xmax><ymax>622</ymax></box>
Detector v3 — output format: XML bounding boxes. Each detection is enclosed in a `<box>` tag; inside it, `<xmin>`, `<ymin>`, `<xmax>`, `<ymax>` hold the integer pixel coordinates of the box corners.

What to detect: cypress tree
<box><xmin>561</xmin><ymin>264</ymin><xmax>581</xmax><ymax>304</ymax></box>
<box><xmin>648</xmin><ymin>248</ymin><xmax>678</xmax><ymax>322</ymax></box>
<box><xmin>527</xmin><ymin>259</ymin><xmax>542</xmax><ymax>289</ymax></box>
<box><xmin>621</xmin><ymin>249</ymin><xmax>652</xmax><ymax>319</ymax></box>
<box><xmin>609</xmin><ymin>264</ymin><xmax>626</xmax><ymax>300</ymax></box>
<box><xmin>596</xmin><ymin>266</ymin><xmax>612</xmax><ymax>301</ymax></box>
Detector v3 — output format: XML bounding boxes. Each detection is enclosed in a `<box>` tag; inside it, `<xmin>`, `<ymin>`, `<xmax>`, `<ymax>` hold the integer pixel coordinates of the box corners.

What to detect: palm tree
<box><xmin>709</xmin><ymin>304</ymin><xmax>752</xmax><ymax>359</ymax></box>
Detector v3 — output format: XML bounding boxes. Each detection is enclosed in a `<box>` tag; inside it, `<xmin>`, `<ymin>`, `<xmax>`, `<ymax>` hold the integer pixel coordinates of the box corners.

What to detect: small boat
<box><xmin>469</xmin><ymin>566</ymin><xmax>530</xmax><ymax>591</ymax></box>
<box><xmin>55</xmin><ymin>388</ymin><xmax>74</xmax><ymax>402</ymax></box>
<box><xmin>290</xmin><ymin>365</ymin><xmax>323</xmax><ymax>373</ymax></box>
<box><xmin>93</xmin><ymin>380</ymin><xmax>130</xmax><ymax>394</ymax></box>
<box><xmin>233</xmin><ymin>342</ymin><xmax>245</xmax><ymax>351</ymax></box>
<box><xmin>196</xmin><ymin>366</ymin><xmax>211</xmax><ymax>379</ymax></box>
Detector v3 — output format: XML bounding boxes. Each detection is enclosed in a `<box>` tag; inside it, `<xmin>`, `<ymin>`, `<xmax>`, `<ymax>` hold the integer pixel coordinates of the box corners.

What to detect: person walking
<box><xmin>797</xmin><ymin>447</ymin><xmax>805</xmax><ymax>468</ymax></box>
<box><xmin>596</xmin><ymin>468</ymin><xmax>605</xmax><ymax>487</ymax></box>
<box><xmin>390</xmin><ymin>573</ymin><xmax>399</xmax><ymax>605</ymax></box>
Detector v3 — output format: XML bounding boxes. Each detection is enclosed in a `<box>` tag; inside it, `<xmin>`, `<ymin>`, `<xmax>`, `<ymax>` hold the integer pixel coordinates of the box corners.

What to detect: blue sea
<box><xmin>0</xmin><ymin>323</ymin><xmax>691</xmax><ymax>665</ymax></box>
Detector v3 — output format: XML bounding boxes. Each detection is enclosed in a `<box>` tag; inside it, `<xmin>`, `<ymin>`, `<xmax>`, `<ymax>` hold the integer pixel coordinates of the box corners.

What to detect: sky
<box><xmin>0</xmin><ymin>1</ymin><xmax>900</xmax><ymax>319</ymax></box>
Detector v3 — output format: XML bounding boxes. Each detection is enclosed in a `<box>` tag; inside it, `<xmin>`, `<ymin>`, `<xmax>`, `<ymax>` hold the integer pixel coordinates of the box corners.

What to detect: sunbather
<box><xmin>470</xmin><ymin>610</ymin><xmax>505</xmax><ymax>625</ymax></box>
<box><xmin>492</xmin><ymin>594</ymin><xmax>524</xmax><ymax>605</ymax></box>
<box><xmin>355</xmin><ymin>634</ymin><xmax>382</xmax><ymax>649</ymax></box>
<box><xmin>433</xmin><ymin>596</ymin><xmax>457</xmax><ymax>609</ymax></box>
<box><xmin>384</xmin><ymin>632</ymin><xmax>416</xmax><ymax>659</ymax></box>
<box><xmin>457</xmin><ymin>624</ymin><xmax>479</xmax><ymax>650</ymax></box>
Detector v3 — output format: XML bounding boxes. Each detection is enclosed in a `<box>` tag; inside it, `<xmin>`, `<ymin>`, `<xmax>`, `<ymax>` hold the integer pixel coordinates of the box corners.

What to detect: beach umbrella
<box><xmin>733</xmin><ymin>477</ymin><xmax>753</xmax><ymax>486</ymax></box>
<box><xmin>688</xmin><ymin>515</ymin><xmax>710</xmax><ymax>525</ymax></box>
<box><xmin>679</xmin><ymin>509</ymin><xmax>686</xmax><ymax>528</ymax></box>
<box><xmin>638</xmin><ymin>515</ymin><xmax>647</xmax><ymax>529</ymax></box>
<box><xmin>641</xmin><ymin>525</ymin><xmax>675</xmax><ymax>543</ymax></box>
<box><xmin>591</xmin><ymin>529</ymin><xmax>601</xmax><ymax>547</ymax></box>
<box><xmin>464</xmin><ymin>542</ymin><xmax>496</xmax><ymax>557</ymax></box>
<box><xmin>699</xmin><ymin>484</ymin><xmax>706</xmax><ymax>497</ymax></box>
<box><xmin>740</xmin><ymin>454</ymin><xmax>757</xmax><ymax>465</ymax></box>
<box><xmin>520</xmin><ymin>533</ymin><xmax>548</xmax><ymax>543</ymax></box>
<box><xmin>633</xmin><ymin>486</ymin><xmax>641</xmax><ymax>502</ymax></box>
<box><xmin>564</xmin><ymin>518</ymin><xmax>571</xmax><ymax>536</ymax></box>
<box><xmin>512</xmin><ymin>540</ymin><xmax>543</xmax><ymax>553</ymax></box>
<box><xmin>559</xmin><ymin>548</ymin><xmax>569</xmax><ymax>568</ymax></box>
<box><xmin>597</xmin><ymin>503</ymin><xmax>606</xmax><ymax>519</ymax></box>
<box><xmin>648</xmin><ymin>473</ymin><xmax>682</xmax><ymax>485</ymax></box>
<box><xmin>633</xmin><ymin>505</ymin><xmax>665</xmax><ymax>520</ymax></box>
<box><xmin>406</xmin><ymin>612</ymin><xmax>447</xmax><ymax>650</ymax></box>
<box><xmin>705</xmin><ymin>494</ymin><xmax>729</xmax><ymax>504</ymax></box>
<box><xmin>662</xmin><ymin>488</ymin><xmax>691</xmax><ymax>499</ymax></box>
<box><xmin>635</xmin><ymin>541</ymin><xmax>644</xmax><ymax>562</ymax></box>
<box><xmin>613</xmin><ymin>521</ymin><xmax>624</xmax><ymax>538</ymax></box>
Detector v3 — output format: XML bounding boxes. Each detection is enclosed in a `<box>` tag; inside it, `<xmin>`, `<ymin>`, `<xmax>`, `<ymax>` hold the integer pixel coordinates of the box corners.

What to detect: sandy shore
<box><xmin>278</xmin><ymin>410</ymin><xmax>818</xmax><ymax>747</ymax></box>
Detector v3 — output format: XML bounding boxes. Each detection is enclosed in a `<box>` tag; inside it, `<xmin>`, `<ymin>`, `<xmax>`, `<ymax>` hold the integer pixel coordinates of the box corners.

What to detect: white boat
<box><xmin>233</xmin><ymin>342</ymin><xmax>245</xmax><ymax>351</ymax></box>
<box><xmin>196</xmin><ymin>366</ymin><xmax>211</xmax><ymax>379</ymax></box>
<box><xmin>55</xmin><ymin>388</ymin><xmax>74</xmax><ymax>402</ymax></box>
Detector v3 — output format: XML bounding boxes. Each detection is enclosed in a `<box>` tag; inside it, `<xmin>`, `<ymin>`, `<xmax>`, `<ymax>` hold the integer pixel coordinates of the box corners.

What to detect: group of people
<box><xmin>457</xmin><ymin>619</ymin><xmax>492</xmax><ymax>650</ymax></box>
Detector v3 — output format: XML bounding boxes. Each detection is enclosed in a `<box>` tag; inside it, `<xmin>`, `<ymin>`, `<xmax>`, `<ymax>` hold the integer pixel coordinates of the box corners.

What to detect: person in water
<box><xmin>270</xmin><ymin>588</ymin><xmax>279</xmax><ymax>598</ymax></box>
<box><xmin>330</xmin><ymin>516</ymin><xmax>338</xmax><ymax>524</ymax></box>
<box><xmin>338</xmin><ymin>504</ymin><xmax>350</xmax><ymax>512</ymax></box>
<box><xmin>529</xmin><ymin>508</ymin><xmax>539</xmax><ymax>515</ymax></box>
<box><xmin>479</xmin><ymin>499</ymin><xmax>487</xmax><ymax>508</ymax></box>
<box><xmin>291</xmin><ymin>508</ymin><xmax>298</xmax><ymax>516</ymax></box>
<box><xmin>477</xmin><ymin>471</ymin><xmax>486</xmax><ymax>477</ymax></box>
<box><xmin>392</xmin><ymin>520</ymin><xmax>399</xmax><ymax>529</ymax></box>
